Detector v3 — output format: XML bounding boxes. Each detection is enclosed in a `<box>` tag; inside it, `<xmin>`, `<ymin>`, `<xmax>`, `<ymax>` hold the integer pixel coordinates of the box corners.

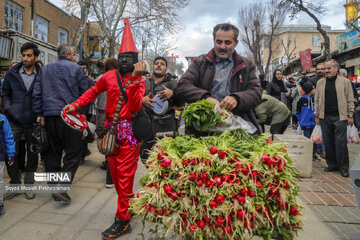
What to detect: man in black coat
<box><xmin>2</xmin><ymin>42</ymin><xmax>40</xmax><ymax>199</ymax></box>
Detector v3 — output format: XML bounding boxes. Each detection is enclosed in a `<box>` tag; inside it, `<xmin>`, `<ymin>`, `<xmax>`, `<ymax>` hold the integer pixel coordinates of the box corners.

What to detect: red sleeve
<box><xmin>73</xmin><ymin>74</ymin><xmax>107</xmax><ymax>110</ymax></box>
<box><xmin>126</xmin><ymin>76</ymin><xmax>146</xmax><ymax>113</ymax></box>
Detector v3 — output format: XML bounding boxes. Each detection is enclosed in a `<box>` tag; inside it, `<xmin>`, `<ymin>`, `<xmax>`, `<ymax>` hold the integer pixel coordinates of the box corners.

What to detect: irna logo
<box><xmin>34</xmin><ymin>172</ymin><xmax>71</xmax><ymax>183</ymax></box>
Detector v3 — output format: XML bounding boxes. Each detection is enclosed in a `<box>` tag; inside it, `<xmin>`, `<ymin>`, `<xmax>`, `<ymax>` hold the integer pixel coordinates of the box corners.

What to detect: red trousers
<box><xmin>108</xmin><ymin>142</ymin><xmax>140</xmax><ymax>220</ymax></box>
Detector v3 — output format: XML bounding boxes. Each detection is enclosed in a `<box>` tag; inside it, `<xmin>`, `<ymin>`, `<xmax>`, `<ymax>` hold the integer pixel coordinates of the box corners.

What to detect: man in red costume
<box><xmin>64</xmin><ymin>18</ymin><xmax>146</xmax><ymax>239</ymax></box>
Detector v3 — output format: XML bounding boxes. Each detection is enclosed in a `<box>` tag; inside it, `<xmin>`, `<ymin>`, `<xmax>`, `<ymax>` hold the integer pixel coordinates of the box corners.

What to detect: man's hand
<box><xmin>132</xmin><ymin>61</ymin><xmax>147</xmax><ymax>77</ymax></box>
<box><xmin>348</xmin><ymin>117</ymin><xmax>354</xmax><ymax>125</ymax></box>
<box><xmin>142</xmin><ymin>93</ymin><xmax>153</xmax><ymax>109</ymax></box>
<box><xmin>206</xmin><ymin>97</ymin><xmax>220</xmax><ymax>105</ymax></box>
<box><xmin>63</xmin><ymin>104</ymin><xmax>76</xmax><ymax>114</ymax></box>
<box><xmin>37</xmin><ymin>116</ymin><xmax>45</xmax><ymax>126</ymax></box>
<box><xmin>220</xmin><ymin>96</ymin><xmax>238</xmax><ymax>110</ymax></box>
<box><xmin>158</xmin><ymin>86</ymin><xmax>173</xmax><ymax>100</ymax></box>
<box><xmin>7</xmin><ymin>156</ymin><xmax>15</xmax><ymax>166</ymax></box>
<box><xmin>315</xmin><ymin>117</ymin><xmax>320</xmax><ymax>125</ymax></box>
<box><xmin>285</xmin><ymin>91</ymin><xmax>290</xmax><ymax>97</ymax></box>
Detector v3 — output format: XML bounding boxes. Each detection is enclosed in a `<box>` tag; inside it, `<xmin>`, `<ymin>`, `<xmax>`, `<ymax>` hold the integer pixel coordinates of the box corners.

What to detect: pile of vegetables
<box><xmin>131</xmin><ymin>130</ymin><xmax>303</xmax><ymax>240</ymax></box>
<box><xmin>181</xmin><ymin>100</ymin><xmax>232</xmax><ymax>132</ymax></box>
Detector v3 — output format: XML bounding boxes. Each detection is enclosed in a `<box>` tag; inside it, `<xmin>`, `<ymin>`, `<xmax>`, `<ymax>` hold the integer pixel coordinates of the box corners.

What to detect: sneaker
<box><xmin>101</xmin><ymin>218</ymin><xmax>131</xmax><ymax>239</ymax></box>
<box><xmin>319</xmin><ymin>152</ymin><xmax>326</xmax><ymax>159</ymax></box>
<box><xmin>51</xmin><ymin>192</ymin><xmax>71</xmax><ymax>202</ymax></box>
<box><xmin>0</xmin><ymin>204</ymin><xmax>4</xmax><ymax>216</ymax></box>
<box><xmin>24</xmin><ymin>192</ymin><xmax>36</xmax><ymax>200</ymax></box>
<box><xmin>313</xmin><ymin>155</ymin><xmax>321</xmax><ymax>161</ymax></box>
<box><xmin>106</xmin><ymin>184</ymin><xmax>115</xmax><ymax>189</ymax></box>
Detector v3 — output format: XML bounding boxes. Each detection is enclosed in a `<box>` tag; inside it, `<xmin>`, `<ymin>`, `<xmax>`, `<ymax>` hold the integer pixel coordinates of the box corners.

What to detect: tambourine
<box><xmin>60</xmin><ymin>109</ymin><xmax>88</xmax><ymax>131</ymax></box>
<box><xmin>153</xmin><ymin>95</ymin><xmax>169</xmax><ymax>115</ymax></box>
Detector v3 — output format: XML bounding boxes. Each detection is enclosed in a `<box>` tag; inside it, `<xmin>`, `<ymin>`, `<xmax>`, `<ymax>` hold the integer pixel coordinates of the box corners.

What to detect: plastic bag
<box><xmin>347</xmin><ymin>125</ymin><xmax>360</xmax><ymax>144</ymax></box>
<box><xmin>30</xmin><ymin>122</ymin><xmax>49</xmax><ymax>153</ymax></box>
<box><xmin>310</xmin><ymin>125</ymin><xmax>323</xmax><ymax>144</ymax></box>
<box><xmin>296</xmin><ymin>125</ymin><xmax>302</xmax><ymax>135</ymax></box>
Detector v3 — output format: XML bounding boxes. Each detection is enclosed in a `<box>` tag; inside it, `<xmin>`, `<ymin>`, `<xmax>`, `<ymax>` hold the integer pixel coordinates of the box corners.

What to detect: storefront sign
<box><xmin>335</xmin><ymin>30</ymin><xmax>360</xmax><ymax>53</ymax></box>
<box><xmin>299</xmin><ymin>49</ymin><xmax>313</xmax><ymax>72</ymax></box>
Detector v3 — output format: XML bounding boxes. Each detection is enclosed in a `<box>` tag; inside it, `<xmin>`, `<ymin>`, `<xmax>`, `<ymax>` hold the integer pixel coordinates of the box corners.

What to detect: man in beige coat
<box><xmin>314</xmin><ymin>59</ymin><xmax>354</xmax><ymax>177</ymax></box>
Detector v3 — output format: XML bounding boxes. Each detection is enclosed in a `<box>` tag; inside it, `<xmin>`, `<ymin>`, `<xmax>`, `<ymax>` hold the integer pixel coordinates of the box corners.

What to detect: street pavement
<box><xmin>0</xmin><ymin>137</ymin><xmax>359</xmax><ymax>239</ymax></box>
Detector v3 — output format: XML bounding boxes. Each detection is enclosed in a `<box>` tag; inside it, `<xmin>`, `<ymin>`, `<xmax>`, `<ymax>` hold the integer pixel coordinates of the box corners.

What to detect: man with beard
<box><xmin>140</xmin><ymin>57</ymin><xmax>178</xmax><ymax>163</ymax></box>
<box><xmin>63</xmin><ymin>18</ymin><xmax>146</xmax><ymax>238</ymax></box>
<box><xmin>310</xmin><ymin>63</ymin><xmax>325</xmax><ymax>87</ymax></box>
<box><xmin>32</xmin><ymin>44</ymin><xmax>89</xmax><ymax>202</ymax></box>
<box><xmin>315</xmin><ymin>59</ymin><xmax>354</xmax><ymax>177</ymax></box>
<box><xmin>175</xmin><ymin>23</ymin><xmax>262</xmax><ymax>135</ymax></box>
<box><xmin>2</xmin><ymin>42</ymin><xmax>40</xmax><ymax>200</ymax></box>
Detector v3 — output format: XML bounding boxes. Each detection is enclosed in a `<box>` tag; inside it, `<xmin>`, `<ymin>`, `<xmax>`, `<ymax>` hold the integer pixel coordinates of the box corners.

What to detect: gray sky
<box><xmin>51</xmin><ymin>0</ymin><xmax>347</xmax><ymax>65</ymax></box>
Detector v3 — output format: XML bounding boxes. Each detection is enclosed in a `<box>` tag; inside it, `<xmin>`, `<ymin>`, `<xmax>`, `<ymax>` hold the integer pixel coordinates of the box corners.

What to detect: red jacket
<box><xmin>73</xmin><ymin>70</ymin><xmax>145</xmax><ymax>119</ymax></box>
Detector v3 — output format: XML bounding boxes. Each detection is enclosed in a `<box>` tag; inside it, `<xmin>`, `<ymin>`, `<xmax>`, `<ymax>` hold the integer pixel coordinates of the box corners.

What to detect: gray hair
<box><xmin>57</xmin><ymin>44</ymin><xmax>75</xmax><ymax>58</ymax></box>
<box><xmin>326</xmin><ymin>59</ymin><xmax>340</xmax><ymax>70</ymax></box>
<box><xmin>339</xmin><ymin>68</ymin><xmax>347</xmax><ymax>78</ymax></box>
<box><xmin>212</xmin><ymin>23</ymin><xmax>239</xmax><ymax>41</ymax></box>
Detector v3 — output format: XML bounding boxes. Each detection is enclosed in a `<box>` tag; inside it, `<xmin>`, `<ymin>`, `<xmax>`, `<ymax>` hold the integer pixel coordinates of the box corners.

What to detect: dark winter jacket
<box><xmin>32</xmin><ymin>57</ymin><xmax>90</xmax><ymax>117</ymax></box>
<box><xmin>0</xmin><ymin>114</ymin><xmax>15</xmax><ymax>161</ymax></box>
<box><xmin>266</xmin><ymin>79</ymin><xmax>287</xmax><ymax>101</ymax></box>
<box><xmin>2</xmin><ymin>62</ymin><xmax>40</xmax><ymax>129</ymax></box>
<box><xmin>144</xmin><ymin>74</ymin><xmax>178</xmax><ymax>114</ymax></box>
<box><xmin>296</xmin><ymin>94</ymin><xmax>316</xmax><ymax>129</ymax></box>
<box><xmin>174</xmin><ymin>49</ymin><xmax>262</xmax><ymax>126</ymax></box>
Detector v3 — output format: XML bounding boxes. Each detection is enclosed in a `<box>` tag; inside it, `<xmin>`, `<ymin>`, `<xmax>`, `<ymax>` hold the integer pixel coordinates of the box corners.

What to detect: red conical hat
<box><xmin>119</xmin><ymin>18</ymin><xmax>137</xmax><ymax>54</ymax></box>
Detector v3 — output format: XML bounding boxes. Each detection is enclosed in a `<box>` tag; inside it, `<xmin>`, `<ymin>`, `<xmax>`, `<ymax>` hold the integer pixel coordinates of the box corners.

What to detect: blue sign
<box><xmin>335</xmin><ymin>30</ymin><xmax>360</xmax><ymax>53</ymax></box>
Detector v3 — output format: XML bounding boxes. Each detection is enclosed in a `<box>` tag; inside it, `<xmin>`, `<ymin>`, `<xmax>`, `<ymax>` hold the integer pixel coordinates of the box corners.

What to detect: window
<box><xmin>312</xmin><ymin>35</ymin><xmax>321</xmax><ymax>47</ymax></box>
<box><xmin>35</xmin><ymin>15</ymin><xmax>49</xmax><ymax>42</ymax></box>
<box><xmin>58</xmin><ymin>27</ymin><xmax>68</xmax><ymax>45</ymax></box>
<box><xmin>4</xmin><ymin>1</ymin><xmax>24</xmax><ymax>32</ymax></box>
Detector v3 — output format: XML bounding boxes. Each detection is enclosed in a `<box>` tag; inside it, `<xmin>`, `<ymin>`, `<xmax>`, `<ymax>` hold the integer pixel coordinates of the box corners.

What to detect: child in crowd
<box><xmin>296</xmin><ymin>81</ymin><xmax>325</xmax><ymax>161</ymax></box>
<box><xmin>0</xmin><ymin>114</ymin><xmax>16</xmax><ymax>216</ymax></box>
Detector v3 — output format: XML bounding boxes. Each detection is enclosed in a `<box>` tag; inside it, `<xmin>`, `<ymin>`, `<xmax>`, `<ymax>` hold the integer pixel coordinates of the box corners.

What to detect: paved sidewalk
<box><xmin>0</xmin><ymin>141</ymin><xmax>357</xmax><ymax>240</ymax></box>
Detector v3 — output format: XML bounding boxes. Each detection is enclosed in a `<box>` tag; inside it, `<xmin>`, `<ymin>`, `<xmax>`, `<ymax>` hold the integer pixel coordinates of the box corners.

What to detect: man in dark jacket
<box><xmin>309</xmin><ymin>63</ymin><xmax>325</xmax><ymax>87</ymax></box>
<box><xmin>2</xmin><ymin>42</ymin><xmax>40</xmax><ymax>200</ymax></box>
<box><xmin>175</xmin><ymin>23</ymin><xmax>262</xmax><ymax>134</ymax></box>
<box><xmin>32</xmin><ymin>44</ymin><xmax>89</xmax><ymax>202</ymax></box>
<box><xmin>140</xmin><ymin>56</ymin><xmax>178</xmax><ymax>163</ymax></box>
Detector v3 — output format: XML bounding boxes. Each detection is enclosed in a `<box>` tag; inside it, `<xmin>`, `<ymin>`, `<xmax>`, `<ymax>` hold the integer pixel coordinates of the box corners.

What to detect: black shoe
<box><xmin>340</xmin><ymin>170</ymin><xmax>349</xmax><ymax>178</ymax></box>
<box><xmin>51</xmin><ymin>192</ymin><xmax>71</xmax><ymax>202</ymax></box>
<box><xmin>24</xmin><ymin>192</ymin><xmax>36</xmax><ymax>200</ymax></box>
<box><xmin>324</xmin><ymin>167</ymin><xmax>339</xmax><ymax>172</ymax></box>
<box><xmin>313</xmin><ymin>155</ymin><xmax>321</xmax><ymax>161</ymax></box>
<box><xmin>101</xmin><ymin>218</ymin><xmax>131</xmax><ymax>239</ymax></box>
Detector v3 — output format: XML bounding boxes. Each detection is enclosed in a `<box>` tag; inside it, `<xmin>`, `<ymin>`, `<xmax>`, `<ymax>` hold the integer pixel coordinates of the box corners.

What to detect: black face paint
<box><xmin>118</xmin><ymin>52</ymin><xmax>138</xmax><ymax>74</ymax></box>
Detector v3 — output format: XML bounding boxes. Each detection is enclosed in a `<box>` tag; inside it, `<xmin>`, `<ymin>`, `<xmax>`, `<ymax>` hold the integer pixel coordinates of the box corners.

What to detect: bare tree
<box><xmin>238</xmin><ymin>0</ymin><xmax>286</xmax><ymax>79</ymax></box>
<box><xmin>280</xmin><ymin>34</ymin><xmax>297</xmax><ymax>70</ymax></box>
<box><xmin>279</xmin><ymin>0</ymin><xmax>331</xmax><ymax>60</ymax></box>
<box><xmin>61</xmin><ymin>0</ymin><xmax>92</xmax><ymax>49</ymax></box>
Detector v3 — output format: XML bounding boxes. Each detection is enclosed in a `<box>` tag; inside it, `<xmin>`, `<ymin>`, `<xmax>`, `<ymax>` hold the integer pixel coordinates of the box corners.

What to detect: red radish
<box><xmin>262</xmin><ymin>154</ymin><xmax>270</xmax><ymax>163</ymax></box>
<box><xmin>230</xmin><ymin>171</ymin><xmax>238</xmax><ymax>179</ymax></box>
<box><xmin>244</xmin><ymin>220</ymin><xmax>254</xmax><ymax>229</ymax></box>
<box><xmin>209</xmin><ymin>200</ymin><xmax>218</xmax><ymax>209</ymax></box>
<box><xmin>163</xmin><ymin>158</ymin><xmax>172</xmax><ymax>167</ymax></box>
<box><xmin>231</xmin><ymin>192</ymin><xmax>238</xmax><ymax>198</ymax></box>
<box><xmin>145</xmin><ymin>204</ymin><xmax>151</xmax><ymax>211</ymax></box>
<box><xmin>215</xmin><ymin>195</ymin><xmax>225</xmax><ymax>204</ymax></box>
<box><xmin>197</xmin><ymin>220</ymin><xmax>206</xmax><ymax>229</ymax></box>
<box><xmin>290</xmin><ymin>206</ymin><xmax>299</xmax><ymax>215</ymax></box>
<box><xmin>199</xmin><ymin>172</ymin><xmax>208</xmax><ymax>181</ymax></box>
<box><xmin>146</xmin><ymin>183</ymin><xmax>153</xmax><ymax>188</ymax></box>
<box><xmin>215</xmin><ymin>216</ymin><xmax>225</xmax><ymax>226</ymax></box>
<box><xmin>213</xmin><ymin>176</ymin><xmax>223</xmax><ymax>186</ymax></box>
<box><xmin>283</xmin><ymin>180</ymin><xmax>290</xmax><ymax>189</ymax></box>
<box><xmin>224</xmin><ymin>225</ymin><xmax>233</xmax><ymax>235</ymax></box>
<box><xmin>221</xmin><ymin>174</ymin><xmax>230</xmax><ymax>182</ymax></box>
<box><xmin>266</xmin><ymin>139</ymin><xmax>272</xmax><ymax>143</ymax></box>
<box><xmin>256</xmin><ymin>180</ymin><xmax>263</xmax><ymax>188</ymax></box>
<box><xmin>204</xmin><ymin>215</ymin><xmax>211</xmax><ymax>223</ymax></box>
<box><xmin>227</xmin><ymin>215</ymin><xmax>233</xmax><ymax>224</ymax></box>
<box><xmin>161</xmin><ymin>172</ymin><xmax>168</xmax><ymax>178</ymax></box>
<box><xmin>246</xmin><ymin>163</ymin><xmax>253</xmax><ymax>169</ymax></box>
<box><xmin>237</xmin><ymin>196</ymin><xmax>246</xmax><ymax>204</ymax></box>
<box><xmin>150</xmin><ymin>207</ymin><xmax>156</xmax><ymax>213</ymax></box>
<box><xmin>183</xmin><ymin>220</ymin><xmax>188</xmax><ymax>227</ymax></box>
<box><xmin>176</xmin><ymin>173</ymin><xmax>182</xmax><ymax>179</ymax></box>
<box><xmin>154</xmin><ymin>181</ymin><xmax>160</xmax><ymax>189</ymax></box>
<box><xmin>268</xmin><ymin>158</ymin><xmax>277</xmax><ymax>168</ymax></box>
<box><xmin>197</xmin><ymin>179</ymin><xmax>204</xmax><ymax>187</ymax></box>
<box><xmin>180</xmin><ymin>212</ymin><xmax>188</xmax><ymax>219</ymax></box>
<box><xmin>205</xmin><ymin>180</ymin><xmax>214</xmax><ymax>188</ymax></box>
<box><xmin>249</xmin><ymin>191</ymin><xmax>256</xmax><ymax>197</ymax></box>
<box><xmin>193</xmin><ymin>199</ymin><xmax>199</xmax><ymax>206</ymax></box>
<box><xmin>251</xmin><ymin>170</ymin><xmax>258</xmax><ymax>179</ymax></box>
<box><xmin>157</xmin><ymin>152</ymin><xmax>167</xmax><ymax>161</ymax></box>
<box><xmin>189</xmin><ymin>224</ymin><xmax>196</xmax><ymax>232</ymax></box>
<box><xmin>205</xmin><ymin>159</ymin><xmax>212</xmax><ymax>166</ymax></box>
<box><xmin>218</xmin><ymin>150</ymin><xmax>228</xmax><ymax>159</ymax></box>
<box><xmin>209</xmin><ymin>146</ymin><xmax>217</xmax><ymax>154</ymax></box>
<box><xmin>189</xmin><ymin>172</ymin><xmax>197</xmax><ymax>181</ymax></box>
<box><xmin>163</xmin><ymin>184</ymin><xmax>173</xmax><ymax>194</ymax></box>
<box><xmin>190</xmin><ymin>158</ymin><xmax>196</xmax><ymax>165</ymax></box>
<box><xmin>284</xmin><ymin>224</ymin><xmax>290</xmax><ymax>229</ymax></box>
<box><xmin>241</xmin><ymin>168</ymin><xmax>249</xmax><ymax>175</ymax></box>
<box><xmin>235</xmin><ymin>163</ymin><xmax>242</xmax><ymax>170</ymax></box>
<box><xmin>282</xmin><ymin>148</ymin><xmax>287</xmax><ymax>152</ymax></box>
<box><xmin>170</xmin><ymin>192</ymin><xmax>179</xmax><ymax>200</ymax></box>
<box><xmin>235</xmin><ymin>179</ymin><xmax>241</xmax><ymax>184</ymax></box>
<box><xmin>182</xmin><ymin>158</ymin><xmax>189</xmax><ymax>167</ymax></box>
<box><xmin>240</xmin><ymin>187</ymin><xmax>249</xmax><ymax>197</ymax></box>
<box><xmin>236</xmin><ymin>209</ymin><xmax>245</xmax><ymax>220</ymax></box>
<box><xmin>156</xmin><ymin>210</ymin><xmax>164</xmax><ymax>216</ymax></box>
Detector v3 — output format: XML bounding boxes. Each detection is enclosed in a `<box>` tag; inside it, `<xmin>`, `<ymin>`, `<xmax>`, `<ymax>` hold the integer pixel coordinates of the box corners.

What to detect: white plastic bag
<box><xmin>296</xmin><ymin>125</ymin><xmax>302</xmax><ymax>135</ymax></box>
<box><xmin>347</xmin><ymin>125</ymin><xmax>360</xmax><ymax>144</ymax></box>
<box><xmin>310</xmin><ymin>125</ymin><xmax>323</xmax><ymax>144</ymax></box>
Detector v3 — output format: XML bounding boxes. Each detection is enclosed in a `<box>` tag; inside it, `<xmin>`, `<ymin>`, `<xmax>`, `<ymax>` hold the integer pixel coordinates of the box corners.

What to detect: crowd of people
<box><xmin>0</xmin><ymin>19</ymin><xmax>357</xmax><ymax>239</ymax></box>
